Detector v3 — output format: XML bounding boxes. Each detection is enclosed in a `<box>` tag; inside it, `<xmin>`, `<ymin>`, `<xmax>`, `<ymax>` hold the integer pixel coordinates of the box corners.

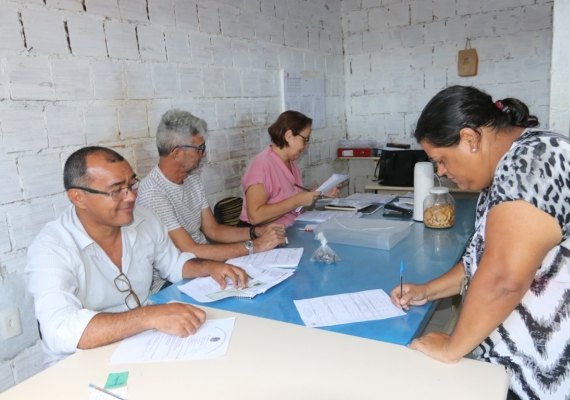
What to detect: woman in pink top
<box><xmin>239</xmin><ymin>111</ymin><xmax>323</xmax><ymax>227</ymax></box>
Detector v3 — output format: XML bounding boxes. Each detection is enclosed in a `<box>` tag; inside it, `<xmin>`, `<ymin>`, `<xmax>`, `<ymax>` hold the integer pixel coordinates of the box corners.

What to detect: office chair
<box><xmin>213</xmin><ymin>196</ymin><xmax>243</xmax><ymax>226</ymax></box>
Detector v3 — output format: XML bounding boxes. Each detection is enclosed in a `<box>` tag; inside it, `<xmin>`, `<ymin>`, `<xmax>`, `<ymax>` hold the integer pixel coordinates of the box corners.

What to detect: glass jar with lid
<box><xmin>423</xmin><ymin>187</ymin><xmax>455</xmax><ymax>229</ymax></box>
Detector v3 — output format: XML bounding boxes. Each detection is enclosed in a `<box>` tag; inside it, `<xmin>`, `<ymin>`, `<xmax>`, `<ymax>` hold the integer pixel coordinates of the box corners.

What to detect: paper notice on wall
<box><xmin>281</xmin><ymin>70</ymin><xmax>326</xmax><ymax>129</ymax></box>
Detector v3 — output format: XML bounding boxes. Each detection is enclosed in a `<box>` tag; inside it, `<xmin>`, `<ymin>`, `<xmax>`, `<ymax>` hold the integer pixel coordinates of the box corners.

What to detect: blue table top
<box><xmin>151</xmin><ymin>198</ymin><xmax>477</xmax><ymax>346</ymax></box>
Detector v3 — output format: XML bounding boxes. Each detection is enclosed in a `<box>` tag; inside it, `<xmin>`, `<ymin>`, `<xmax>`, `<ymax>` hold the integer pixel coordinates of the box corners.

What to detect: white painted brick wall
<box><xmin>189</xmin><ymin>32</ymin><xmax>212</xmax><ymax>65</ymax></box>
<box><xmin>86</xmin><ymin>0</ymin><xmax>121</xmax><ymax>19</ymax></box>
<box><xmin>0</xmin><ymin>159</ymin><xmax>22</xmax><ymax>206</ymax></box>
<box><xmin>0</xmin><ymin>0</ymin><xmax>345</xmax><ymax>393</ymax></box>
<box><xmin>91</xmin><ymin>61</ymin><xmax>125</xmax><ymax>99</ymax></box>
<box><xmin>21</xmin><ymin>9</ymin><xmax>69</xmax><ymax>55</ymax></box>
<box><xmin>104</xmin><ymin>20</ymin><xmax>139</xmax><ymax>60</ymax></box>
<box><xmin>85</xmin><ymin>105</ymin><xmax>119</xmax><ymax>144</ymax></box>
<box><xmin>211</xmin><ymin>37</ymin><xmax>233</xmax><ymax>67</ymax></box>
<box><xmin>125</xmin><ymin>62</ymin><xmax>154</xmax><ymax>99</ymax></box>
<box><xmin>7</xmin><ymin>199</ymin><xmax>57</xmax><ymax>250</ymax></box>
<box><xmin>0</xmin><ymin>106</ymin><xmax>47</xmax><ymax>153</ymax></box>
<box><xmin>66</xmin><ymin>15</ymin><xmax>108</xmax><ymax>58</ymax></box>
<box><xmin>179</xmin><ymin>66</ymin><xmax>204</xmax><ymax>96</ymax></box>
<box><xmin>46</xmin><ymin>105</ymin><xmax>86</xmax><ymax>148</ymax></box>
<box><xmin>223</xmin><ymin>69</ymin><xmax>242</xmax><ymax>97</ymax></box>
<box><xmin>45</xmin><ymin>0</ymin><xmax>83</xmax><ymax>11</ymax></box>
<box><xmin>148</xmin><ymin>0</ymin><xmax>176</xmax><ymax>27</ymax></box>
<box><xmin>118</xmin><ymin>0</ymin><xmax>148</xmax><ymax>22</ymax></box>
<box><xmin>549</xmin><ymin>0</ymin><xmax>570</xmax><ymax>135</ymax></box>
<box><xmin>344</xmin><ymin>0</ymin><xmax>554</xmax><ymax>142</ymax></box>
<box><xmin>152</xmin><ymin>64</ymin><xmax>179</xmax><ymax>98</ymax></box>
<box><xmin>173</xmin><ymin>0</ymin><xmax>198</xmax><ymax>30</ymax></box>
<box><xmin>137</xmin><ymin>25</ymin><xmax>167</xmax><ymax>62</ymax></box>
<box><xmin>52</xmin><ymin>59</ymin><xmax>93</xmax><ymax>100</ymax></box>
<box><xmin>7</xmin><ymin>56</ymin><xmax>54</xmax><ymax>100</ymax></box>
<box><xmin>118</xmin><ymin>103</ymin><xmax>149</xmax><ymax>139</ymax></box>
<box><xmin>19</xmin><ymin>153</ymin><xmax>63</xmax><ymax>199</ymax></box>
<box><xmin>165</xmin><ymin>30</ymin><xmax>191</xmax><ymax>63</ymax></box>
<box><xmin>0</xmin><ymin>8</ymin><xmax>24</xmax><ymax>53</ymax></box>
<box><xmin>197</xmin><ymin>3</ymin><xmax>220</xmax><ymax>35</ymax></box>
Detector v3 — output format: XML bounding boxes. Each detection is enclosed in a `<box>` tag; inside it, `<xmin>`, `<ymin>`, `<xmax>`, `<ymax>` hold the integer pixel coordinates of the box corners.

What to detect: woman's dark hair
<box><xmin>414</xmin><ymin>85</ymin><xmax>539</xmax><ymax>147</ymax></box>
<box><xmin>64</xmin><ymin>146</ymin><xmax>125</xmax><ymax>189</ymax></box>
<box><xmin>268</xmin><ymin>110</ymin><xmax>312</xmax><ymax>148</ymax></box>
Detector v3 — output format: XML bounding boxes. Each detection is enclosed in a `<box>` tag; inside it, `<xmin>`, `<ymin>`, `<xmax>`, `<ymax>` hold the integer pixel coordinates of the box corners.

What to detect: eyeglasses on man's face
<box><xmin>69</xmin><ymin>178</ymin><xmax>140</xmax><ymax>201</ymax></box>
<box><xmin>175</xmin><ymin>142</ymin><xmax>206</xmax><ymax>155</ymax></box>
<box><xmin>114</xmin><ymin>272</ymin><xmax>141</xmax><ymax>310</ymax></box>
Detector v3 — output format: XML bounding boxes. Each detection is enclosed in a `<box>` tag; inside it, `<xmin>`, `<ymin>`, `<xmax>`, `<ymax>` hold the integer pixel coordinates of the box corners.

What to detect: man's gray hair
<box><xmin>156</xmin><ymin>109</ymin><xmax>208</xmax><ymax>156</ymax></box>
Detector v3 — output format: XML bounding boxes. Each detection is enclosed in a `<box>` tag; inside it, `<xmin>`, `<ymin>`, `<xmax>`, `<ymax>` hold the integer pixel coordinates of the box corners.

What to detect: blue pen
<box><xmin>399</xmin><ymin>260</ymin><xmax>404</xmax><ymax>298</ymax></box>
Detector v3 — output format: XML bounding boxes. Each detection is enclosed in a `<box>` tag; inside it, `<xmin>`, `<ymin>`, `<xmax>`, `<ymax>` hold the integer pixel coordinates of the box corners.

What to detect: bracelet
<box><xmin>249</xmin><ymin>225</ymin><xmax>258</xmax><ymax>240</ymax></box>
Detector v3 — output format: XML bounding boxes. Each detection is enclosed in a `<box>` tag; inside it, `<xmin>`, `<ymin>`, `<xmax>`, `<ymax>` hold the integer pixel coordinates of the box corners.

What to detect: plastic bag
<box><xmin>311</xmin><ymin>232</ymin><xmax>340</xmax><ymax>264</ymax></box>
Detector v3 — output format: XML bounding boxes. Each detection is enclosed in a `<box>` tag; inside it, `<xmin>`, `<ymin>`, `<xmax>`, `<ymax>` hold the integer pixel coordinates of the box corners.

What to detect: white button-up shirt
<box><xmin>26</xmin><ymin>205</ymin><xmax>194</xmax><ymax>366</ymax></box>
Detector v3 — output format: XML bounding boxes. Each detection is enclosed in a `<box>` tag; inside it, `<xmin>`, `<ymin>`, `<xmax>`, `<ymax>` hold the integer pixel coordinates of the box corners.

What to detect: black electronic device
<box><xmin>375</xmin><ymin>149</ymin><xmax>429</xmax><ymax>186</ymax></box>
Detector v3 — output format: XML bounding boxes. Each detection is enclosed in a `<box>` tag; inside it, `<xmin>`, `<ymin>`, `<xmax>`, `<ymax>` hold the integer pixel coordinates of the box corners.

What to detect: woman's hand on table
<box><xmin>409</xmin><ymin>332</ymin><xmax>462</xmax><ymax>363</ymax></box>
<box><xmin>390</xmin><ymin>283</ymin><xmax>429</xmax><ymax>310</ymax></box>
<box><xmin>254</xmin><ymin>223</ymin><xmax>287</xmax><ymax>252</ymax></box>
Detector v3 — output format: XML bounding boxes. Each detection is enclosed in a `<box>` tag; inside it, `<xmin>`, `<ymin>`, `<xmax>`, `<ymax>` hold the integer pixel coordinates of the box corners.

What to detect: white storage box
<box><xmin>314</xmin><ymin>218</ymin><xmax>413</xmax><ymax>250</ymax></box>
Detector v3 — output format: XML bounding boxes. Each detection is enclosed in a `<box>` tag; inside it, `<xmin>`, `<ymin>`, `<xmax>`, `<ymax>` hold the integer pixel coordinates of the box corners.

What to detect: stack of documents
<box><xmin>178</xmin><ymin>263</ymin><xmax>295</xmax><ymax>302</ymax></box>
<box><xmin>179</xmin><ymin>249</ymin><xmax>304</xmax><ymax>302</ymax></box>
<box><xmin>226</xmin><ymin>248</ymin><xmax>303</xmax><ymax>269</ymax></box>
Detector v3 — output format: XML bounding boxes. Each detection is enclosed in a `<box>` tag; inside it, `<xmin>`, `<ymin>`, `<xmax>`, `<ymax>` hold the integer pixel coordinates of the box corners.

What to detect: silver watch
<box><xmin>245</xmin><ymin>240</ymin><xmax>254</xmax><ymax>255</ymax></box>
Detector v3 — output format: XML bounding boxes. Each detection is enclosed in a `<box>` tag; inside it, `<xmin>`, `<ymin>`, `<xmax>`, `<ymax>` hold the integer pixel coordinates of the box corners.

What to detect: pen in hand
<box><xmin>399</xmin><ymin>260</ymin><xmax>404</xmax><ymax>299</ymax></box>
<box><xmin>294</xmin><ymin>183</ymin><xmax>311</xmax><ymax>192</ymax></box>
<box><xmin>294</xmin><ymin>183</ymin><xmax>331</xmax><ymax>199</ymax></box>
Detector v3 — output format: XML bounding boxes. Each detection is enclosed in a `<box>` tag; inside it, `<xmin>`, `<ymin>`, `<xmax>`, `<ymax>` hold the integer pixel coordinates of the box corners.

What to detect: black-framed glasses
<box><xmin>175</xmin><ymin>143</ymin><xmax>206</xmax><ymax>155</ymax></box>
<box><xmin>68</xmin><ymin>178</ymin><xmax>140</xmax><ymax>201</ymax></box>
<box><xmin>296</xmin><ymin>133</ymin><xmax>310</xmax><ymax>144</ymax></box>
<box><xmin>114</xmin><ymin>272</ymin><xmax>141</xmax><ymax>310</ymax></box>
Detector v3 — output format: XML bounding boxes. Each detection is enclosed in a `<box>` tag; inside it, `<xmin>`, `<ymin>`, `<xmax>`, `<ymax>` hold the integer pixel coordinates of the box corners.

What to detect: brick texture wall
<box><xmin>0</xmin><ymin>0</ymin><xmax>345</xmax><ymax>391</ymax></box>
<box><xmin>342</xmin><ymin>0</ymin><xmax>554</xmax><ymax>145</ymax></box>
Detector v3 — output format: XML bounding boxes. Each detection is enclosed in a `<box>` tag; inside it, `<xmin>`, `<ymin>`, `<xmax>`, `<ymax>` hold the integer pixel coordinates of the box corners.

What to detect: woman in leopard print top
<box><xmin>391</xmin><ymin>86</ymin><xmax>569</xmax><ymax>400</ymax></box>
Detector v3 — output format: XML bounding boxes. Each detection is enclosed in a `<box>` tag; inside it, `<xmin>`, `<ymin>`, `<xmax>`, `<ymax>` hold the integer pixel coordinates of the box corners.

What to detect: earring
<box><xmin>471</xmin><ymin>148</ymin><xmax>477</xmax><ymax>153</ymax></box>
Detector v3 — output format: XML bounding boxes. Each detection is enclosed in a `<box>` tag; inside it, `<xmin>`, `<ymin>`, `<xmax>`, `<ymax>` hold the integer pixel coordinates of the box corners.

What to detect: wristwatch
<box><xmin>245</xmin><ymin>240</ymin><xmax>254</xmax><ymax>255</ymax></box>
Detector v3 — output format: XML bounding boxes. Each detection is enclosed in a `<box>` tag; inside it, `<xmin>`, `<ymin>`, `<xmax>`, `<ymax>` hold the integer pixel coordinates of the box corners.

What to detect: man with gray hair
<box><xmin>27</xmin><ymin>146</ymin><xmax>246</xmax><ymax>366</ymax></box>
<box><xmin>137</xmin><ymin>110</ymin><xmax>286</xmax><ymax>276</ymax></box>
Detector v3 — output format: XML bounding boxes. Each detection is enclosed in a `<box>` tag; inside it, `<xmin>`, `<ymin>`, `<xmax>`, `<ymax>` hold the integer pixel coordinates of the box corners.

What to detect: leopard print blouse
<box><xmin>462</xmin><ymin>129</ymin><xmax>570</xmax><ymax>400</ymax></box>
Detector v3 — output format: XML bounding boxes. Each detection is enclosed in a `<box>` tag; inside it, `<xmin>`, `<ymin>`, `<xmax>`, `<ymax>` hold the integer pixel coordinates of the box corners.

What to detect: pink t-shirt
<box><xmin>240</xmin><ymin>146</ymin><xmax>303</xmax><ymax>226</ymax></box>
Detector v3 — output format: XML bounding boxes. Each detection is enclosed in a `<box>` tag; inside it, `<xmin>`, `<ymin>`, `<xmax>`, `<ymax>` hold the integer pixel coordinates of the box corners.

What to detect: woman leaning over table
<box><xmin>239</xmin><ymin>110</ymin><xmax>337</xmax><ymax>227</ymax></box>
<box><xmin>390</xmin><ymin>86</ymin><xmax>570</xmax><ymax>400</ymax></box>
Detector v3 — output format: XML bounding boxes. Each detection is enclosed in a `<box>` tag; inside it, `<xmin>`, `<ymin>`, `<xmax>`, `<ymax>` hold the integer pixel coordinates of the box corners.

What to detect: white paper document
<box><xmin>294</xmin><ymin>289</ymin><xmax>406</xmax><ymax>327</ymax></box>
<box><xmin>317</xmin><ymin>173</ymin><xmax>349</xmax><ymax>194</ymax></box>
<box><xmin>345</xmin><ymin>192</ymin><xmax>396</xmax><ymax>205</ymax></box>
<box><xmin>178</xmin><ymin>264</ymin><xmax>294</xmax><ymax>302</ymax></box>
<box><xmin>295</xmin><ymin>210</ymin><xmax>360</xmax><ymax>223</ymax></box>
<box><xmin>226</xmin><ymin>248</ymin><xmax>304</xmax><ymax>269</ymax></box>
<box><xmin>110</xmin><ymin>318</ymin><xmax>235</xmax><ymax>364</ymax></box>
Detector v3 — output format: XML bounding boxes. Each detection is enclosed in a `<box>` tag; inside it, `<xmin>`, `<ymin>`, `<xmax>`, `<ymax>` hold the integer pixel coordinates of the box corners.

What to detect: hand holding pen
<box><xmin>389</xmin><ymin>262</ymin><xmax>430</xmax><ymax>310</ymax></box>
<box><xmin>293</xmin><ymin>184</ymin><xmax>322</xmax><ymax>206</ymax></box>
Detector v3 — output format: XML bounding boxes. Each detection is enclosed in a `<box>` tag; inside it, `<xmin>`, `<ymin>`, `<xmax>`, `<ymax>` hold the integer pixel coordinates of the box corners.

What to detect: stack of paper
<box><xmin>178</xmin><ymin>264</ymin><xmax>294</xmax><ymax>302</ymax></box>
<box><xmin>345</xmin><ymin>192</ymin><xmax>396</xmax><ymax>205</ymax></box>
<box><xmin>226</xmin><ymin>248</ymin><xmax>303</xmax><ymax>269</ymax></box>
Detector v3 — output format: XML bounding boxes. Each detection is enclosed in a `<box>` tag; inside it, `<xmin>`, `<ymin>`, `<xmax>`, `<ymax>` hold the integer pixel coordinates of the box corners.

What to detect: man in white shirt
<box><xmin>26</xmin><ymin>146</ymin><xmax>247</xmax><ymax>366</ymax></box>
<box><xmin>137</xmin><ymin>109</ymin><xmax>286</xmax><ymax>264</ymax></box>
